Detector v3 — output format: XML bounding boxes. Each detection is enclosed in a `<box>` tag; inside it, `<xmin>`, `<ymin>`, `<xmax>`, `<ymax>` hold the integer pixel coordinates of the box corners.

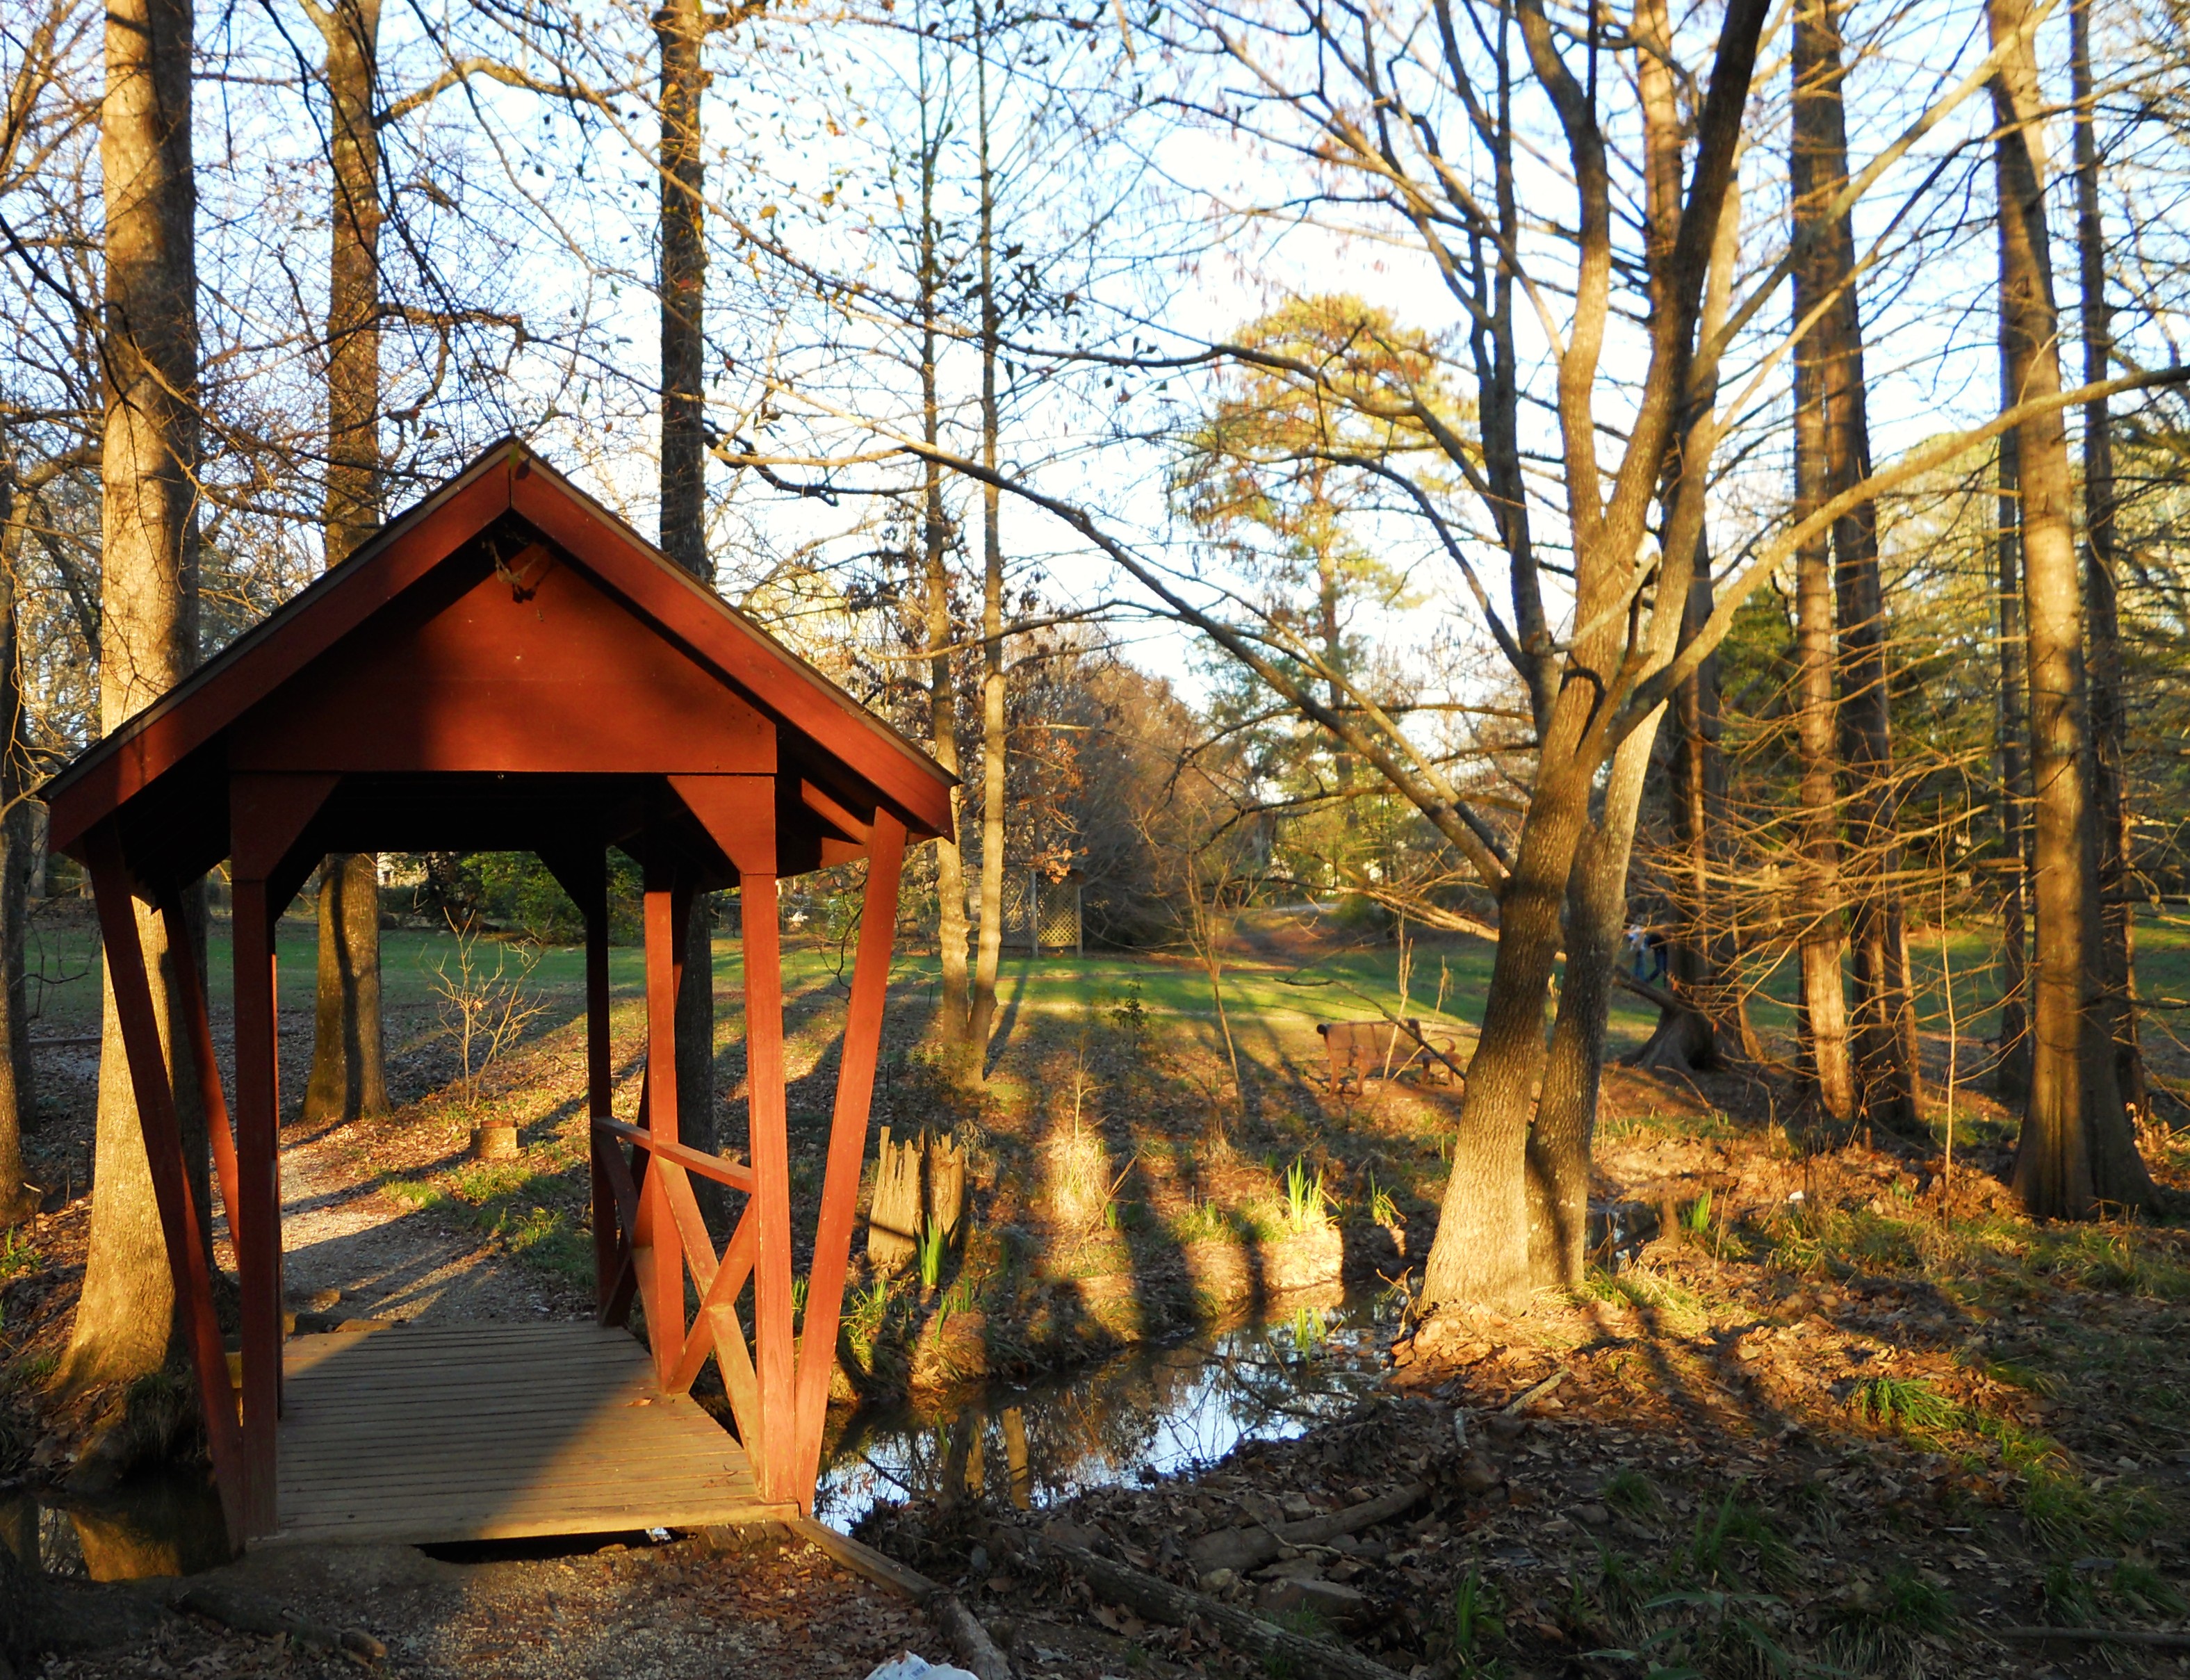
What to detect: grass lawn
<box><xmin>27</xmin><ymin>894</ymin><xmax>2190</xmax><ymax>1086</ymax></box>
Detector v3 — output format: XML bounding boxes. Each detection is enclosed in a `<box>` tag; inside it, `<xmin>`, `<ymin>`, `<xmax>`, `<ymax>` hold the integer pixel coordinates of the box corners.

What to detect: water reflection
<box><xmin>0</xmin><ymin>1468</ymin><xmax>231</xmax><ymax>1581</ymax></box>
<box><xmin>817</xmin><ymin>1286</ymin><xmax>1398</xmax><ymax>1527</ymax></box>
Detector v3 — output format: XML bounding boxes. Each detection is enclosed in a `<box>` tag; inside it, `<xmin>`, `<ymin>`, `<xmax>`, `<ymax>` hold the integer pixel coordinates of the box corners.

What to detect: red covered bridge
<box><xmin>45</xmin><ymin>441</ymin><xmax>953</xmax><ymax>1549</ymax></box>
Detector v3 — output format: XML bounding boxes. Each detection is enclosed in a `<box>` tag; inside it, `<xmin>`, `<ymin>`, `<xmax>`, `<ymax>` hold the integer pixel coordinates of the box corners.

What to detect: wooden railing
<box><xmin>591</xmin><ymin>1107</ymin><xmax>774</xmax><ymax>1467</ymax></box>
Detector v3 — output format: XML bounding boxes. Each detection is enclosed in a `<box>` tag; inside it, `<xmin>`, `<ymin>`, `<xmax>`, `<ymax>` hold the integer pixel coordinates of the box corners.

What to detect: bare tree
<box><xmin>2070</xmin><ymin>0</ymin><xmax>2146</xmax><ymax>1121</ymax></box>
<box><xmin>297</xmin><ymin>0</ymin><xmax>390</xmax><ymax>1129</ymax></box>
<box><xmin>1792</xmin><ymin>0</ymin><xmax>1920</xmax><ymax>1134</ymax></box>
<box><xmin>65</xmin><ymin>0</ymin><xmax>206</xmax><ymax>1385</ymax></box>
<box><xmin>968</xmin><ymin>14</ymin><xmax>1008</xmax><ymax>1063</ymax></box>
<box><xmin>1989</xmin><ymin>0</ymin><xmax>2155</xmax><ymax>1214</ymax></box>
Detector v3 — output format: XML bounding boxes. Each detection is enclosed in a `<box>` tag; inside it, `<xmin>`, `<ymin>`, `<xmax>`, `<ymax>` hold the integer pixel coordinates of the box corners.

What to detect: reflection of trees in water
<box><xmin>822</xmin><ymin>1302</ymin><xmax>1392</xmax><ymax>1524</ymax></box>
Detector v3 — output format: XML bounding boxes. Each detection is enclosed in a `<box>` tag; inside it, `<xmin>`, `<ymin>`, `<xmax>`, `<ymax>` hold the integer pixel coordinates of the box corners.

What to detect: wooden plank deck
<box><xmin>263</xmin><ymin>1321</ymin><xmax>790</xmax><ymax>1547</ymax></box>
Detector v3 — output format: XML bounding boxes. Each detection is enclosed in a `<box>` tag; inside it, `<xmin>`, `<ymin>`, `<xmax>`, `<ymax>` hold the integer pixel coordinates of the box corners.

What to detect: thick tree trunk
<box><xmin>2070</xmin><ymin>0</ymin><xmax>2145</xmax><ymax>1123</ymax></box>
<box><xmin>1421</xmin><ymin>715</ymin><xmax>1598</xmax><ymax>1311</ymax></box>
<box><xmin>1990</xmin><ymin>0</ymin><xmax>2155</xmax><ymax>1216</ymax></box>
<box><xmin>0</xmin><ymin>473</ymin><xmax>37</xmax><ymax>1223</ymax></box>
<box><xmin>657</xmin><ymin>0</ymin><xmax>717</xmax><ymax>1174</ymax></box>
<box><xmin>919</xmin><ymin>123</ymin><xmax>968</xmax><ymax>1052</ymax></box>
<box><xmin>969</xmin><ymin>40</ymin><xmax>1007</xmax><ymax>1065</ymax></box>
<box><xmin>1794</xmin><ymin>0</ymin><xmax>1915</xmax><ymax>1132</ymax></box>
<box><xmin>1531</xmin><ymin>719</ymin><xmax>1660</xmax><ymax>1285</ymax></box>
<box><xmin>1993</xmin><ymin>414</ymin><xmax>2034</xmax><ymax>1098</ymax></box>
<box><xmin>304</xmin><ymin>0</ymin><xmax>389</xmax><ymax>1127</ymax></box>
<box><xmin>66</xmin><ymin>0</ymin><xmax>206</xmax><ymax>1386</ymax></box>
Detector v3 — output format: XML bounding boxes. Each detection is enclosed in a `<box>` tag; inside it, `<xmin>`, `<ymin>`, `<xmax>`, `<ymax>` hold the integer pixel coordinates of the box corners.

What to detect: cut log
<box><xmin>1031</xmin><ymin>1535</ymin><xmax>1401</xmax><ymax>1679</ymax></box>
<box><xmin>1187</xmin><ymin>1481</ymin><xmax>1428</xmax><ymax>1577</ymax></box>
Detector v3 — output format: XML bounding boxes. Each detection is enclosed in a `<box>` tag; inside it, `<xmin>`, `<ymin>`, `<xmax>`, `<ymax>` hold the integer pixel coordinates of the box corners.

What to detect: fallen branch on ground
<box><xmin>1024</xmin><ymin>1531</ymin><xmax>1403</xmax><ymax>1679</ymax></box>
<box><xmin>787</xmin><ymin>1516</ymin><xmax>1013</xmax><ymax>1679</ymax></box>
<box><xmin>1995</xmin><ymin>1626</ymin><xmax>2190</xmax><ymax>1650</ymax></box>
<box><xmin>1187</xmin><ymin>1481</ymin><xmax>1428</xmax><ymax>1576</ymax></box>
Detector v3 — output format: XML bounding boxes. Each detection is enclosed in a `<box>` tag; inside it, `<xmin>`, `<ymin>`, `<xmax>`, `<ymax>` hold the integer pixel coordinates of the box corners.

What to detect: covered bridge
<box><xmin>46</xmin><ymin>441</ymin><xmax>953</xmax><ymax>1549</ymax></box>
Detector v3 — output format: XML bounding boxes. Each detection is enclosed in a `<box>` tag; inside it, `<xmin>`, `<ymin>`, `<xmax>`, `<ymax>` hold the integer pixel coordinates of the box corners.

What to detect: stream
<box><xmin>815</xmin><ymin>1285</ymin><xmax>1400</xmax><ymax>1527</ymax></box>
<box><xmin>1</xmin><ymin>1286</ymin><xmax>1402</xmax><ymax>1581</ymax></box>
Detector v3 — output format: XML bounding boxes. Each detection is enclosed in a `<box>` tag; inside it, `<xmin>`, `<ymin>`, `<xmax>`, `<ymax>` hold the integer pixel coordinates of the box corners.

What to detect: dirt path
<box><xmin>261</xmin><ymin>1120</ymin><xmax>583</xmax><ymax>1325</ymax></box>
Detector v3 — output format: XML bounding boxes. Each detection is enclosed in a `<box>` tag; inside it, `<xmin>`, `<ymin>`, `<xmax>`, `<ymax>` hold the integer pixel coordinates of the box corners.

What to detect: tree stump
<box><xmin>867</xmin><ymin>1125</ymin><xmax>922</xmax><ymax>1273</ymax></box>
<box><xmin>470</xmin><ymin>1122</ymin><xmax>518</xmax><ymax>1161</ymax></box>
<box><xmin>926</xmin><ymin>1129</ymin><xmax>965</xmax><ymax>1246</ymax></box>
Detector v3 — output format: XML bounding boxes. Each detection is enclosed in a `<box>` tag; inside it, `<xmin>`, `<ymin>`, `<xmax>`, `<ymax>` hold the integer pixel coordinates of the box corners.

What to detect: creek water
<box><xmin>815</xmin><ymin>1284</ymin><xmax>1400</xmax><ymax>1528</ymax></box>
<box><xmin>1</xmin><ymin>1286</ymin><xmax>1400</xmax><ymax>1581</ymax></box>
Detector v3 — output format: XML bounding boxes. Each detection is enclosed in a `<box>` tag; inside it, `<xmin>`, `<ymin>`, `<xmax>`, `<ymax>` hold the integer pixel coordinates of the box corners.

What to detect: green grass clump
<box><xmin>1821</xmin><ymin>1566</ymin><xmax>1955</xmax><ymax>1679</ymax></box>
<box><xmin>2018</xmin><ymin>1460</ymin><xmax>2160</xmax><ymax>1555</ymax></box>
<box><xmin>1170</xmin><ymin>1200</ymin><xmax>1237</xmax><ymax>1245</ymax></box>
<box><xmin>1685</xmin><ymin>1492</ymin><xmax>1792</xmax><ymax>1588</ymax></box>
<box><xmin>1852</xmin><ymin>1374</ymin><xmax>1963</xmax><ymax>1435</ymax></box>
<box><xmin>918</xmin><ymin>1218</ymin><xmax>951</xmax><ymax>1290</ymax></box>
<box><xmin>1602</xmin><ymin>1467</ymin><xmax>1660</xmax><ymax>1518</ymax></box>
<box><xmin>1448</xmin><ymin>1570</ymin><xmax>1504</xmax><ymax>1672</ymax></box>
<box><xmin>1282</xmin><ymin>1157</ymin><xmax>1330</xmax><ymax>1233</ymax></box>
<box><xmin>0</xmin><ymin>1230</ymin><xmax>37</xmax><ymax>1281</ymax></box>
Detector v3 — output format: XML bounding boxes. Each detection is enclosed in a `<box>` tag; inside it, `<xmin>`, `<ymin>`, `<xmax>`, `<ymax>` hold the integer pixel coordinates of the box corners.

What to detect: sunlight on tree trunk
<box><xmin>970</xmin><ymin>27</ymin><xmax>1008</xmax><ymax>1068</ymax></box>
<box><xmin>2071</xmin><ymin>0</ymin><xmax>2147</xmax><ymax>1125</ymax></box>
<box><xmin>1991</xmin><ymin>0</ymin><xmax>2155</xmax><ymax>1216</ymax></box>
<box><xmin>66</xmin><ymin>0</ymin><xmax>206</xmax><ymax>1387</ymax></box>
<box><xmin>302</xmin><ymin>0</ymin><xmax>389</xmax><ymax>1128</ymax></box>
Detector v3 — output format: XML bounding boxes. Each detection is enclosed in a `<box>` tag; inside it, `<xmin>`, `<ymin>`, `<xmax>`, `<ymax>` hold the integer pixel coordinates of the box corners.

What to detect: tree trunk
<box><xmin>1790</xmin><ymin>302</ymin><xmax>1855</xmax><ymax>1122</ymax></box>
<box><xmin>66</xmin><ymin>0</ymin><xmax>206</xmax><ymax>1386</ymax></box>
<box><xmin>1991</xmin><ymin>0</ymin><xmax>2155</xmax><ymax>1216</ymax></box>
<box><xmin>657</xmin><ymin>0</ymin><xmax>707</xmax><ymax>584</ymax></box>
<box><xmin>0</xmin><ymin>471</ymin><xmax>37</xmax><ymax>1223</ymax></box>
<box><xmin>1531</xmin><ymin>719</ymin><xmax>1660</xmax><ymax>1285</ymax></box>
<box><xmin>1993</xmin><ymin>406</ymin><xmax>2034</xmax><ymax>1098</ymax></box>
<box><xmin>919</xmin><ymin>112</ymin><xmax>968</xmax><ymax>1052</ymax></box>
<box><xmin>303</xmin><ymin>0</ymin><xmax>389</xmax><ymax>1128</ymax></box>
<box><xmin>1421</xmin><ymin>721</ymin><xmax>1598</xmax><ymax>1311</ymax></box>
<box><xmin>657</xmin><ymin>0</ymin><xmax>717</xmax><ymax>1182</ymax></box>
<box><xmin>303</xmin><ymin>856</ymin><xmax>386</xmax><ymax>1124</ymax></box>
<box><xmin>968</xmin><ymin>31</ymin><xmax>1008</xmax><ymax>1066</ymax></box>
<box><xmin>1795</xmin><ymin>0</ymin><xmax>1910</xmax><ymax>1129</ymax></box>
<box><xmin>2070</xmin><ymin>0</ymin><xmax>2146</xmax><ymax>1123</ymax></box>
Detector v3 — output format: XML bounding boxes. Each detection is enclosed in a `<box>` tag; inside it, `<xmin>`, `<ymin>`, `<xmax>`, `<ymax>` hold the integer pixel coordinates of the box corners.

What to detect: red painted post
<box><xmin>157</xmin><ymin>889</ymin><xmax>241</xmax><ymax>1250</ymax></box>
<box><xmin>790</xmin><ymin>810</ymin><xmax>907</xmax><ymax>1504</ymax></box>
<box><xmin>642</xmin><ymin>867</ymin><xmax>685</xmax><ymax>1387</ymax></box>
<box><xmin>229</xmin><ymin>874</ymin><xmax>282</xmax><ymax>1537</ymax></box>
<box><xmin>737</xmin><ymin>866</ymin><xmax>797</xmax><ymax>1502</ymax></box>
<box><xmin>85</xmin><ymin>839</ymin><xmax>248</xmax><ymax>1551</ymax></box>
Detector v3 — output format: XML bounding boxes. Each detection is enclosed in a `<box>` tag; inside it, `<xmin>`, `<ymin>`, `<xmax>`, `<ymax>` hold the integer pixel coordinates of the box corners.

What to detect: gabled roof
<box><xmin>48</xmin><ymin>439</ymin><xmax>954</xmax><ymax>861</ymax></box>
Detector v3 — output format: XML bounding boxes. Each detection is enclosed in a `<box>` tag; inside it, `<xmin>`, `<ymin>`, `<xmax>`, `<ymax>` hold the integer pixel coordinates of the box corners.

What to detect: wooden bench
<box><xmin>1317</xmin><ymin>1018</ymin><xmax>1460</xmax><ymax>1095</ymax></box>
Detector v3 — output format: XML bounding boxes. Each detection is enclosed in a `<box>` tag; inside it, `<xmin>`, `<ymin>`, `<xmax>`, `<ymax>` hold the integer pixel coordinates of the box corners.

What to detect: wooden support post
<box><xmin>230</xmin><ymin>876</ymin><xmax>281</xmax><ymax>1536</ymax></box>
<box><xmin>642</xmin><ymin>867</ymin><xmax>687</xmax><ymax>1387</ymax></box>
<box><xmin>738</xmin><ymin>863</ymin><xmax>798</xmax><ymax>1503</ymax></box>
<box><xmin>158</xmin><ymin>885</ymin><xmax>242</xmax><ymax>1253</ymax></box>
<box><xmin>227</xmin><ymin>772</ymin><xmax>334</xmax><ymax>1539</ymax></box>
<box><xmin>791</xmin><ymin>810</ymin><xmax>908</xmax><ymax>1504</ymax></box>
<box><xmin>83</xmin><ymin>834</ymin><xmax>247</xmax><ymax>1551</ymax></box>
<box><xmin>157</xmin><ymin>887</ymin><xmax>241</xmax><ymax>1253</ymax></box>
<box><xmin>549</xmin><ymin>848</ymin><xmax>619</xmax><ymax>1313</ymax></box>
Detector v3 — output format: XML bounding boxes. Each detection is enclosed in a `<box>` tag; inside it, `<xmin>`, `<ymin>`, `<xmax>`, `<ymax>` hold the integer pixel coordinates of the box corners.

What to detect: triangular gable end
<box><xmin>230</xmin><ymin>537</ymin><xmax>778</xmax><ymax>777</ymax></box>
<box><xmin>46</xmin><ymin>441</ymin><xmax>954</xmax><ymax>855</ymax></box>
